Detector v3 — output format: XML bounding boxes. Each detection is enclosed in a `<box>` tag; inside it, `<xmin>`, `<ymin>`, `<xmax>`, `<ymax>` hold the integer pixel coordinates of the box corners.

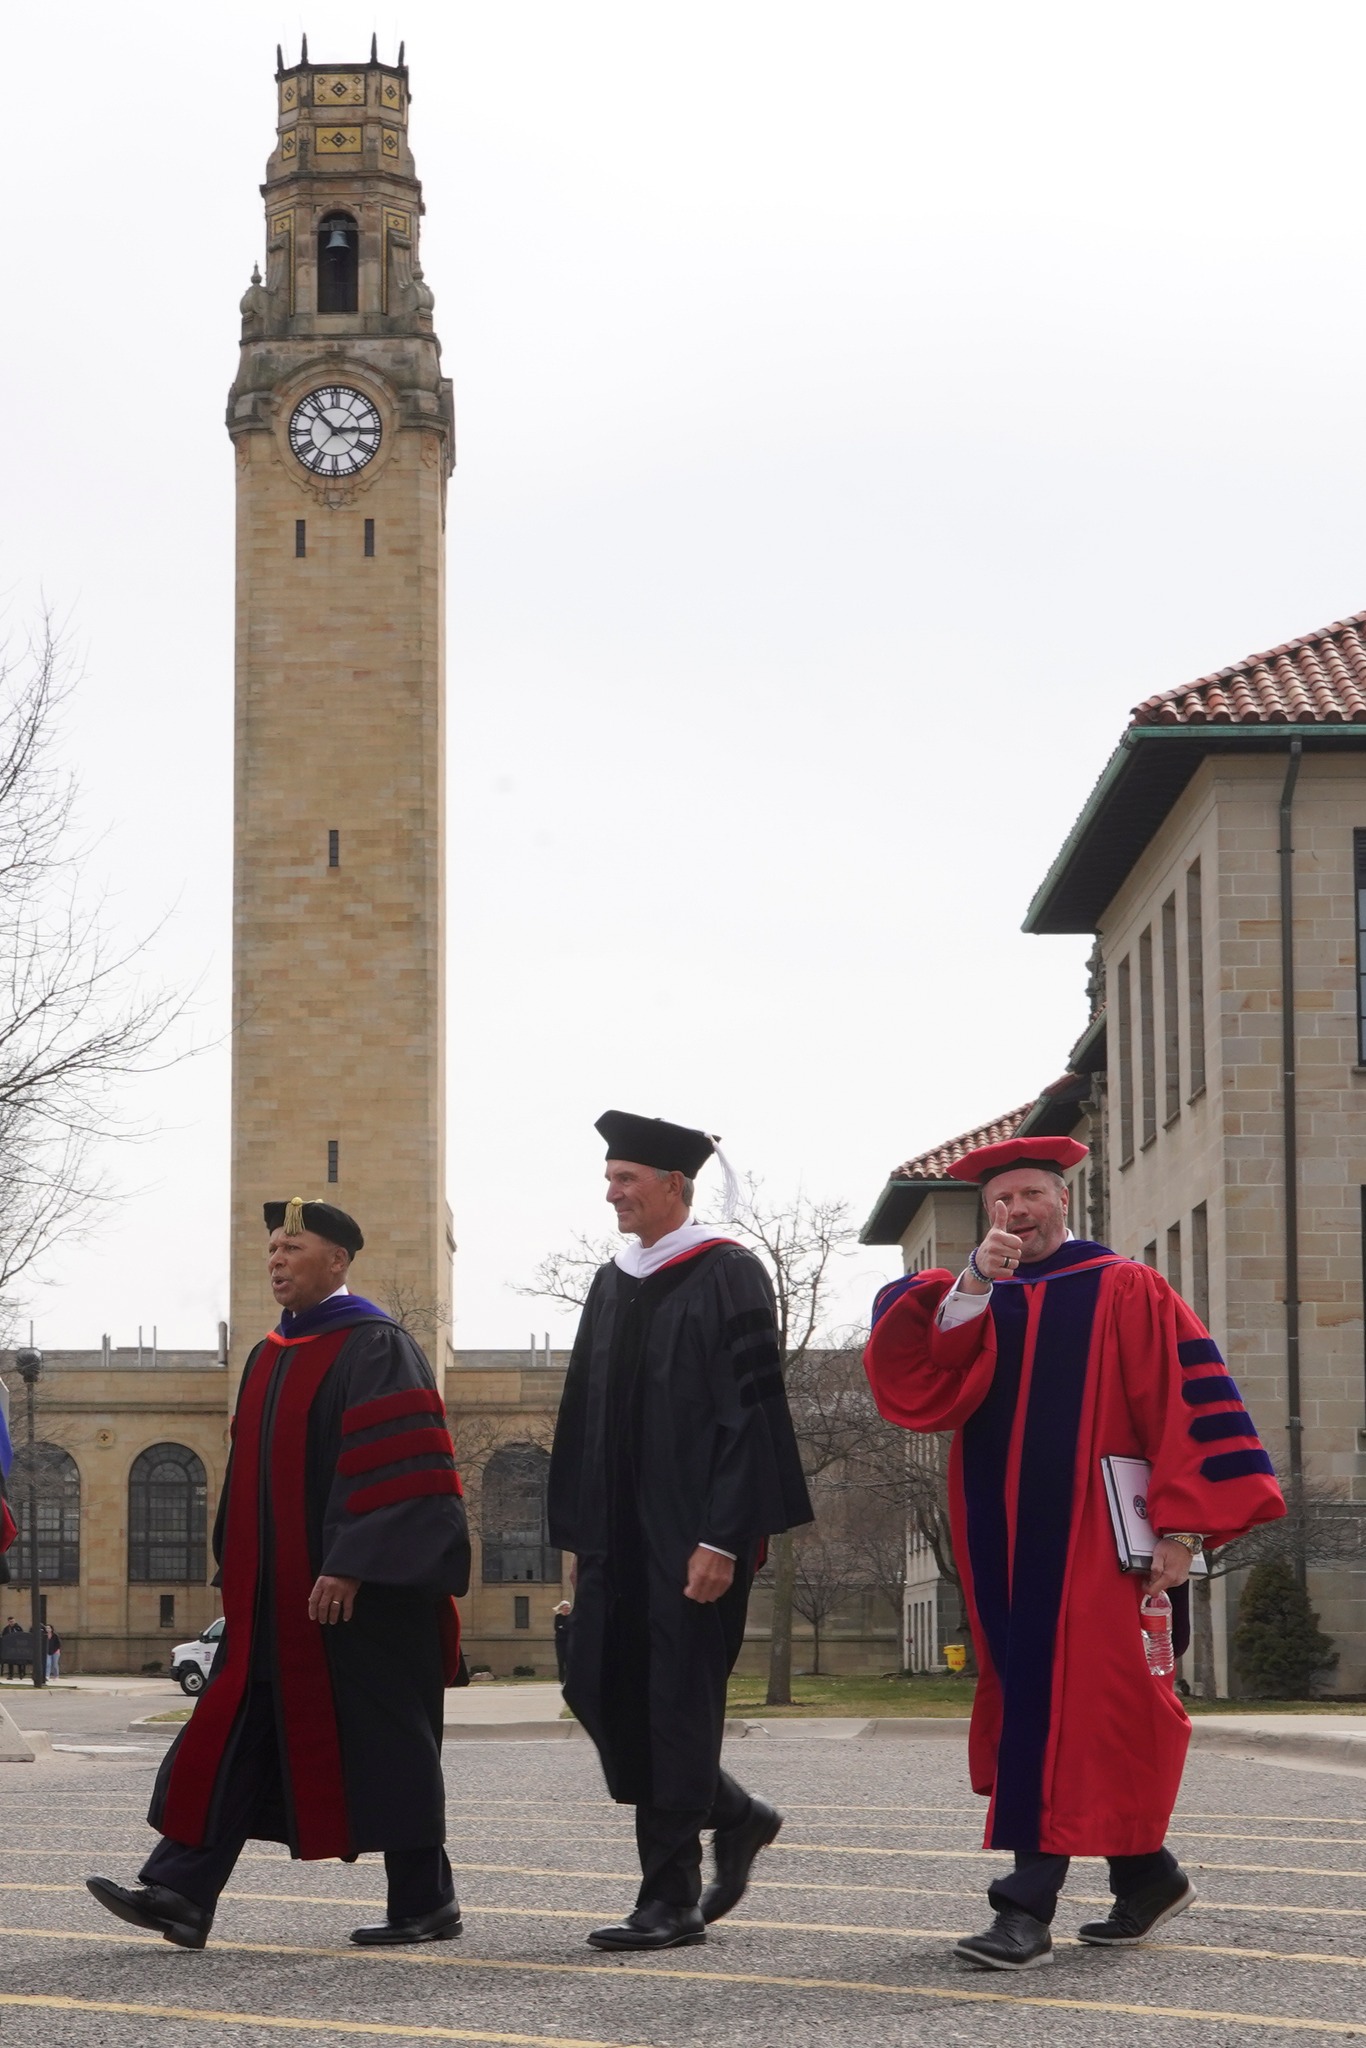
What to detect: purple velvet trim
<box><xmin>276</xmin><ymin>1293</ymin><xmax>391</xmax><ymax>1341</ymax></box>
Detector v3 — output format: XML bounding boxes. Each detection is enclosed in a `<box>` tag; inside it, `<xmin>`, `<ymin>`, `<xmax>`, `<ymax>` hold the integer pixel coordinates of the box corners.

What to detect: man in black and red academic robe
<box><xmin>549</xmin><ymin>1111</ymin><xmax>813</xmax><ymax>1952</ymax></box>
<box><xmin>87</xmin><ymin>1199</ymin><xmax>470</xmax><ymax>1951</ymax></box>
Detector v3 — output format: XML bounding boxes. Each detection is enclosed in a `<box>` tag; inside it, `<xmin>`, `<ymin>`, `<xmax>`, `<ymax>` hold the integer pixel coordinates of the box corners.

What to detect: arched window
<box><xmin>128</xmin><ymin>1443</ymin><xmax>207</xmax><ymax>1584</ymax></box>
<box><xmin>10</xmin><ymin>1442</ymin><xmax>80</xmax><ymax>1584</ymax></box>
<box><xmin>317</xmin><ymin>211</ymin><xmax>359</xmax><ymax>314</ymax></box>
<box><xmin>481</xmin><ymin>1444</ymin><xmax>560</xmax><ymax>1584</ymax></box>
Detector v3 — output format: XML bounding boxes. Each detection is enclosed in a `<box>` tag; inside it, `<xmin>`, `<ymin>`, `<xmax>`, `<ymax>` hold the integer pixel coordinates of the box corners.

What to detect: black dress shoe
<box><xmin>1077</xmin><ymin>1870</ymin><xmax>1195</xmax><ymax>1946</ymax></box>
<box><xmin>586</xmin><ymin>1901</ymin><xmax>706</xmax><ymax>1951</ymax></box>
<box><xmin>953</xmin><ymin>1906</ymin><xmax>1053</xmax><ymax>1971</ymax></box>
<box><xmin>351</xmin><ymin>1900</ymin><xmax>463</xmax><ymax>1946</ymax></box>
<box><xmin>701</xmin><ymin>1797</ymin><xmax>782</xmax><ymax>1924</ymax></box>
<box><xmin>86</xmin><ymin>1875</ymin><xmax>213</xmax><ymax>1950</ymax></box>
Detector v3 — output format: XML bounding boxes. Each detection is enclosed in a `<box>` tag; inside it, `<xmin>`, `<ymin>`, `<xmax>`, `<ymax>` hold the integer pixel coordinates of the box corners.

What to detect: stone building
<box><xmin>862</xmin><ymin>604</ymin><xmax>1366</xmax><ymax>1692</ymax></box>
<box><xmin>0</xmin><ymin>1340</ymin><xmax>572</xmax><ymax>1676</ymax></box>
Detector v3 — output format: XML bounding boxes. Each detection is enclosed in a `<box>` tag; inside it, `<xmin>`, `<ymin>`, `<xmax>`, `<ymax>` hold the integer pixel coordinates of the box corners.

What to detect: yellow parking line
<box><xmin>0</xmin><ymin>1995</ymin><xmax>655</xmax><ymax>2048</ymax></box>
<box><xmin>10</xmin><ymin>1861</ymin><xmax>1366</xmax><ymax>1918</ymax></box>
<box><xmin>21</xmin><ymin>1890</ymin><xmax>1366</xmax><ymax>1969</ymax></box>
<box><xmin>2</xmin><ymin>1934</ymin><xmax>1365</xmax><ymax>2038</ymax></box>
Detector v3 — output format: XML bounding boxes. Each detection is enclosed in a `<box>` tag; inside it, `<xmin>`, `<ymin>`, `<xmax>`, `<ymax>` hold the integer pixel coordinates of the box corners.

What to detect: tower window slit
<box><xmin>328</xmin><ymin>828</ymin><xmax>340</xmax><ymax>869</ymax></box>
<box><xmin>295</xmin><ymin>519</ymin><xmax>306</xmax><ymax>558</ymax></box>
<box><xmin>364</xmin><ymin>518</ymin><xmax>375</xmax><ymax>557</ymax></box>
<box><xmin>327</xmin><ymin>1138</ymin><xmax>339</xmax><ymax>1184</ymax></box>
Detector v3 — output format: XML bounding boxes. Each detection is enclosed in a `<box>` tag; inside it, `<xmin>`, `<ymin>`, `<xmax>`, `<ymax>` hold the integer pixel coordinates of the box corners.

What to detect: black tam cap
<box><xmin>595</xmin><ymin>1110</ymin><xmax>716</xmax><ymax>1178</ymax></box>
<box><xmin>263</xmin><ymin>1198</ymin><xmax>364</xmax><ymax>1255</ymax></box>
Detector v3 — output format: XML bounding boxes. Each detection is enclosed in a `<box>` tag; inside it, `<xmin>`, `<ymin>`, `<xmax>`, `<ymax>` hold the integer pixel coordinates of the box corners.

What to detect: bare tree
<box><xmin>375</xmin><ymin>1273</ymin><xmax>452</xmax><ymax>1344</ymax></box>
<box><xmin>0</xmin><ymin>621</ymin><xmax>183</xmax><ymax>1324</ymax></box>
<box><xmin>790</xmin><ymin>1531</ymin><xmax>866</xmax><ymax>1676</ymax></box>
<box><xmin>520</xmin><ymin>1234</ymin><xmax>616</xmax><ymax>1315</ymax></box>
<box><xmin>1190</xmin><ymin>1467</ymin><xmax>1366</xmax><ymax>1698</ymax></box>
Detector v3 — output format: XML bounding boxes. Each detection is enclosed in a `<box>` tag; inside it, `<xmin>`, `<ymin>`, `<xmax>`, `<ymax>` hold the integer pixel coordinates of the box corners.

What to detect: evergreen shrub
<box><xmin>1232</xmin><ymin>1559</ymin><xmax>1338</xmax><ymax>1698</ymax></box>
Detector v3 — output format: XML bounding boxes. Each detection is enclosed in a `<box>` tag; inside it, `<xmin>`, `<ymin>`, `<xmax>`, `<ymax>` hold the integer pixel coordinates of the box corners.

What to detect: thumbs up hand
<box><xmin>965</xmin><ymin>1201</ymin><xmax>1025</xmax><ymax>1293</ymax></box>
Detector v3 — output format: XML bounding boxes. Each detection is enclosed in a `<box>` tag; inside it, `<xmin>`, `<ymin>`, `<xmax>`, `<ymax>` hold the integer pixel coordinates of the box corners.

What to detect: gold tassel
<box><xmin>283</xmin><ymin>1195</ymin><xmax>307</xmax><ymax>1236</ymax></box>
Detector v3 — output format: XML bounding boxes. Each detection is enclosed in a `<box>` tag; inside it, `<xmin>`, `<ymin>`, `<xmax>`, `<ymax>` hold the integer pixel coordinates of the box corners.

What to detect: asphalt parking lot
<box><xmin>2</xmin><ymin>1729</ymin><xmax>1365</xmax><ymax>2047</ymax></box>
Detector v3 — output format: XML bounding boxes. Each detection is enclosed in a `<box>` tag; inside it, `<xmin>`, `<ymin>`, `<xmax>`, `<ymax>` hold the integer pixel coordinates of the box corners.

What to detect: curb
<box><xmin>1187</xmin><ymin>1721</ymin><xmax>1366</xmax><ymax>1769</ymax></box>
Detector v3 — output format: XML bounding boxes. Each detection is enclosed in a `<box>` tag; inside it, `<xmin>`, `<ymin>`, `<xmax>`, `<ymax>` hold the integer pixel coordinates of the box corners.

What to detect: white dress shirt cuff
<box><xmin>698</xmin><ymin>1543</ymin><xmax>736</xmax><ymax>1560</ymax></box>
<box><xmin>935</xmin><ymin>1274</ymin><xmax>993</xmax><ymax>1329</ymax></box>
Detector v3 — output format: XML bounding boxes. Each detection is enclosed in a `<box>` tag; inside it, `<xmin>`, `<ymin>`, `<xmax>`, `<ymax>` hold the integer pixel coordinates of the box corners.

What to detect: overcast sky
<box><xmin>8</xmin><ymin>1</ymin><xmax>1366</xmax><ymax>1353</ymax></box>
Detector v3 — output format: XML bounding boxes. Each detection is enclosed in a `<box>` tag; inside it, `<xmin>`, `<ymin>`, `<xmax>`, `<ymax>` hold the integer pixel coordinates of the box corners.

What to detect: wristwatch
<box><xmin>1162</xmin><ymin>1532</ymin><xmax>1204</xmax><ymax>1556</ymax></box>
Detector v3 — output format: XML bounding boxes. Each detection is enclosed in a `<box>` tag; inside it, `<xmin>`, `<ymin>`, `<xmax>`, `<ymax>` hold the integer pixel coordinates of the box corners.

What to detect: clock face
<box><xmin>288</xmin><ymin>386</ymin><xmax>382</xmax><ymax>476</ymax></box>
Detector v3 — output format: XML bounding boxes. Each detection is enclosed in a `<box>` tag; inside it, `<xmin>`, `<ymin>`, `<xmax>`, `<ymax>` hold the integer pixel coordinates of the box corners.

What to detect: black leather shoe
<box><xmin>1077</xmin><ymin>1870</ymin><xmax>1195</xmax><ymax>1945</ymax></box>
<box><xmin>953</xmin><ymin>1907</ymin><xmax>1053</xmax><ymax>1971</ymax></box>
<box><xmin>587</xmin><ymin>1901</ymin><xmax>706</xmax><ymax>1951</ymax></box>
<box><xmin>86</xmin><ymin>1875</ymin><xmax>213</xmax><ymax>1950</ymax></box>
<box><xmin>701</xmin><ymin>1797</ymin><xmax>782</xmax><ymax>1924</ymax></box>
<box><xmin>351</xmin><ymin>1900</ymin><xmax>463</xmax><ymax>1946</ymax></box>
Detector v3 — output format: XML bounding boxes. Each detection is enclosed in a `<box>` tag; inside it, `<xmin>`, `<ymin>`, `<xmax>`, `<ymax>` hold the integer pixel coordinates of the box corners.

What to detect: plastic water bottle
<box><xmin>1140</xmin><ymin>1590</ymin><xmax>1175</xmax><ymax>1677</ymax></box>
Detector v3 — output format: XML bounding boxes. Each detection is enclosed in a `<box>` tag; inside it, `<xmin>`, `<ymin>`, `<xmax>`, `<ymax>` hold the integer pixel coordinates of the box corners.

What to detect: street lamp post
<box><xmin>13</xmin><ymin>1348</ymin><xmax>43</xmax><ymax>1689</ymax></box>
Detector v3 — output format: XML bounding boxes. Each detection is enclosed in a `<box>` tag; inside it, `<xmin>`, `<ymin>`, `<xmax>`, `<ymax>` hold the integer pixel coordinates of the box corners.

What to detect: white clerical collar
<box><xmin>615</xmin><ymin>1216</ymin><xmax>735</xmax><ymax>1281</ymax></box>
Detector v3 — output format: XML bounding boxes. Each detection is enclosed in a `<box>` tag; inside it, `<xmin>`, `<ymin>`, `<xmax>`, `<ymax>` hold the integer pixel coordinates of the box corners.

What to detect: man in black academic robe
<box><xmin>549</xmin><ymin>1112</ymin><xmax>813</xmax><ymax>1951</ymax></box>
<box><xmin>87</xmin><ymin>1199</ymin><xmax>470</xmax><ymax>1950</ymax></box>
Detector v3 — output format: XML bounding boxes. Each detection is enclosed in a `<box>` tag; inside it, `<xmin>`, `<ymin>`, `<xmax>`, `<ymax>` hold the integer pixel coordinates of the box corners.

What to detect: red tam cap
<box><xmin>945</xmin><ymin>1135</ymin><xmax>1089</xmax><ymax>1186</ymax></box>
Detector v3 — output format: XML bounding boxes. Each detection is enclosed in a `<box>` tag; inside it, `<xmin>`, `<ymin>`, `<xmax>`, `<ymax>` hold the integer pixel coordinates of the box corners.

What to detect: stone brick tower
<box><xmin>227</xmin><ymin>41</ymin><xmax>453</xmax><ymax>1382</ymax></box>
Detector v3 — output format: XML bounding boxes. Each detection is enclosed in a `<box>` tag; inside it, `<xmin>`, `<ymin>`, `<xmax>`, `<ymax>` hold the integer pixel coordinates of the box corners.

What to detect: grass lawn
<box><xmin>725</xmin><ymin>1672</ymin><xmax>1366</xmax><ymax>1718</ymax></box>
<box><xmin>726</xmin><ymin>1672</ymin><xmax>976</xmax><ymax>1717</ymax></box>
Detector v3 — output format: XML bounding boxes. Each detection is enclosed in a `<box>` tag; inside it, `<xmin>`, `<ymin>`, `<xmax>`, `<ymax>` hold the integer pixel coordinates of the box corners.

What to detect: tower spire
<box><xmin>300</xmin><ymin>32</ymin><xmax>308</xmax><ymax>62</ymax></box>
<box><xmin>370</xmin><ymin>32</ymin><xmax>378</xmax><ymax>62</ymax></box>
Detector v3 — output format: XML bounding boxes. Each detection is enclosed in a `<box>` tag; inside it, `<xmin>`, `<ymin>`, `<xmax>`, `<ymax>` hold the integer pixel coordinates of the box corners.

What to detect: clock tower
<box><xmin>227</xmin><ymin>42</ymin><xmax>453</xmax><ymax>1380</ymax></box>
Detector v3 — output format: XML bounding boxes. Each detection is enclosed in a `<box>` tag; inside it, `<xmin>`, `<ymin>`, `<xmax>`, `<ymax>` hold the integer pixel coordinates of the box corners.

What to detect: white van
<box><xmin>170</xmin><ymin>1616</ymin><xmax>224</xmax><ymax>1695</ymax></box>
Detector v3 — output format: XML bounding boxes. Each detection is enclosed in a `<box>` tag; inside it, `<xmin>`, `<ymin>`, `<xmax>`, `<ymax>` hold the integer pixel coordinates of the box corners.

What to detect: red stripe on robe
<box><xmin>342</xmin><ymin>1386</ymin><xmax>445</xmax><ymax>1436</ymax></box>
<box><xmin>160</xmin><ymin>1328</ymin><xmax>353</xmax><ymax>1857</ymax></box>
<box><xmin>346</xmin><ymin>1467</ymin><xmax>463</xmax><ymax>1517</ymax></box>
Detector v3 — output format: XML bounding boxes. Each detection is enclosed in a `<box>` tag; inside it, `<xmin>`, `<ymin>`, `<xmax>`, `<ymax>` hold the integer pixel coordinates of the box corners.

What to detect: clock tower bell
<box><xmin>227</xmin><ymin>43</ymin><xmax>453</xmax><ymax>1378</ymax></box>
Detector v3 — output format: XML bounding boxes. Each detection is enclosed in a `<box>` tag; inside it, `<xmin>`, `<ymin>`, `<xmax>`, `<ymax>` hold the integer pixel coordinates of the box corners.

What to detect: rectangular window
<box><xmin>364</xmin><ymin>518</ymin><xmax>375</xmax><ymax>557</ymax></box>
<box><xmin>327</xmin><ymin>1138</ymin><xmax>339</xmax><ymax>1184</ymax></box>
<box><xmin>1191</xmin><ymin>1201</ymin><xmax>1209</xmax><ymax>1324</ymax></box>
<box><xmin>1166</xmin><ymin>1220</ymin><xmax>1181</xmax><ymax>1291</ymax></box>
<box><xmin>295</xmin><ymin>519</ymin><xmax>306</xmax><ymax>558</ymax></box>
<box><xmin>328</xmin><ymin>828</ymin><xmax>340</xmax><ymax>869</ymax></box>
<box><xmin>1162</xmin><ymin>893</ymin><xmax>1180</xmax><ymax>1123</ymax></box>
<box><xmin>513</xmin><ymin>1596</ymin><xmax>530</xmax><ymax>1630</ymax></box>
<box><xmin>1139</xmin><ymin>925</ymin><xmax>1157</xmax><ymax>1147</ymax></box>
<box><xmin>1117</xmin><ymin>954</ymin><xmax>1134</xmax><ymax>1166</ymax></box>
<box><xmin>1143</xmin><ymin>1239</ymin><xmax>1158</xmax><ymax>1268</ymax></box>
<box><xmin>160</xmin><ymin>1595</ymin><xmax>176</xmax><ymax>1629</ymax></box>
<box><xmin>1187</xmin><ymin>859</ymin><xmax>1206</xmax><ymax>1098</ymax></box>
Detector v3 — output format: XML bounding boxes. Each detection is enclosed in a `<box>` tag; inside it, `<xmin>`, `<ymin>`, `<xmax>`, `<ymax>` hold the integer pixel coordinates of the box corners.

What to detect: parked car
<box><xmin>171</xmin><ymin>1616</ymin><xmax>224</xmax><ymax>1696</ymax></box>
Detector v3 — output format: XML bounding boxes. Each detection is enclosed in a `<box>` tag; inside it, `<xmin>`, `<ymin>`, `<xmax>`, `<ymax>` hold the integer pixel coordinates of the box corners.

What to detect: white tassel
<box><xmin>710</xmin><ymin>1136</ymin><xmax>741</xmax><ymax>1224</ymax></box>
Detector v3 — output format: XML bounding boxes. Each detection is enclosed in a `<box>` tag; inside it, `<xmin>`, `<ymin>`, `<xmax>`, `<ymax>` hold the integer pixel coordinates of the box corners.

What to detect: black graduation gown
<box><xmin>548</xmin><ymin>1243</ymin><xmax>812</xmax><ymax>1810</ymax></box>
<box><xmin>149</xmin><ymin>1310</ymin><xmax>470</xmax><ymax>1859</ymax></box>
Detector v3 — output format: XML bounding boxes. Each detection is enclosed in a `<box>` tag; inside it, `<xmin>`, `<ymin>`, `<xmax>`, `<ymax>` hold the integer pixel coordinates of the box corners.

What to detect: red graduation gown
<box><xmin>865</xmin><ymin>1240</ymin><xmax>1284</xmax><ymax>1856</ymax></box>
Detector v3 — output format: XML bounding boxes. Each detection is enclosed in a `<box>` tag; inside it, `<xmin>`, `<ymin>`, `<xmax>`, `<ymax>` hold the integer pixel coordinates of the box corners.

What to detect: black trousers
<box><xmin>140</xmin><ymin>1682</ymin><xmax>453</xmax><ymax>1921</ymax></box>
<box><xmin>988</xmin><ymin>1846</ymin><xmax>1179</xmax><ymax>1925</ymax></box>
<box><xmin>633</xmin><ymin>1768</ymin><xmax>752</xmax><ymax>1908</ymax></box>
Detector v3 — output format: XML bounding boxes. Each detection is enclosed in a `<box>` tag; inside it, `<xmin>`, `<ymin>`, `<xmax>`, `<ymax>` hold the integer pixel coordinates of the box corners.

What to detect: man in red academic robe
<box><xmin>865</xmin><ymin>1137</ymin><xmax>1284</xmax><ymax>1971</ymax></box>
<box><xmin>87</xmin><ymin>1199</ymin><xmax>470</xmax><ymax>1950</ymax></box>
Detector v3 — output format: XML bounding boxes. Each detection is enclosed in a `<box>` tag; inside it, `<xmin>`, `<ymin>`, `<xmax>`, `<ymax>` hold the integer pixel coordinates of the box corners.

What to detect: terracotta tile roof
<box><xmin>1131</xmin><ymin>609</ymin><xmax>1366</xmax><ymax>727</ymax></box>
<box><xmin>891</xmin><ymin>1104</ymin><xmax>1031</xmax><ymax>1182</ymax></box>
